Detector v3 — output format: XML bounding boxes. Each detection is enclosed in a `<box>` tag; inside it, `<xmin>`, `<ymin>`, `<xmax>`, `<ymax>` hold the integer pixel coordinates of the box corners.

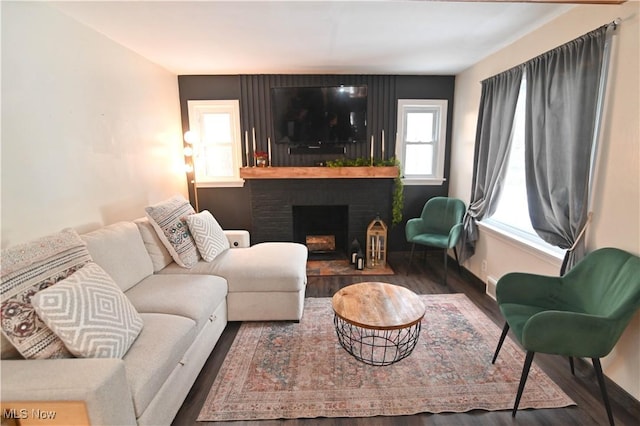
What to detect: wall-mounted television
<box><xmin>271</xmin><ymin>85</ymin><xmax>367</xmax><ymax>146</ymax></box>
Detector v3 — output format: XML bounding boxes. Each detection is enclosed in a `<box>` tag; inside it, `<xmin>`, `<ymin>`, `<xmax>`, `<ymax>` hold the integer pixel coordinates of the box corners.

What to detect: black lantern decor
<box><xmin>350</xmin><ymin>238</ymin><xmax>361</xmax><ymax>265</ymax></box>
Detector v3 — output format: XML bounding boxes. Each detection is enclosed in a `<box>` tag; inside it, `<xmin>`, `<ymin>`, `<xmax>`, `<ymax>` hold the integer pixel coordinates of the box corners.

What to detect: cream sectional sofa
<box><xmin>1</xmin><ymin>220</ymin><xmax>307</xmax><ymax>425</ymax></box>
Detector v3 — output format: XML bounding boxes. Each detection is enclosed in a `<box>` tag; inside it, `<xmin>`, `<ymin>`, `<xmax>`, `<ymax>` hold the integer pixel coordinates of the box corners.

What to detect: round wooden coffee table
<box><xmin>332</xmin><ymin>282</ymin><xmax>425</xmax><ymax>366</ymax></box>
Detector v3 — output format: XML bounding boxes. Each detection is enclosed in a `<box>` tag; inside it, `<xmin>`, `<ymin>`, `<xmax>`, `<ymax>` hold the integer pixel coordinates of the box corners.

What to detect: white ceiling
<box><xmin>51</xmin><ymin>1</ymin><xmax>576</xmax><ymax>75</ymax></box>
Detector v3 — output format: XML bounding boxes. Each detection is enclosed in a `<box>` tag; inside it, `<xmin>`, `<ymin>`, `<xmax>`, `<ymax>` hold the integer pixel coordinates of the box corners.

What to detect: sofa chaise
<box><xmin>1</xmin><ymin>209</ymin><xmax>307</xmax><ymax>425</ymax></box>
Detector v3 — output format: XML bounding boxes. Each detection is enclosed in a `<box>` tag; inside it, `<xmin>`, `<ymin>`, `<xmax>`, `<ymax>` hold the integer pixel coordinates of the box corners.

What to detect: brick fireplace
<box><xmin>243</xmin><ymin>170</ymin><xmax>395</xmax><ymax>257</ymax></box>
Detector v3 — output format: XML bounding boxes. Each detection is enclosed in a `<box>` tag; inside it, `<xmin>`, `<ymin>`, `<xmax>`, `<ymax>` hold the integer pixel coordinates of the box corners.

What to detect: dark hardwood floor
<box><xmin>172</xmin><ymin>251</ymin><xmax>640</xmax><ymax>426</ymax></box>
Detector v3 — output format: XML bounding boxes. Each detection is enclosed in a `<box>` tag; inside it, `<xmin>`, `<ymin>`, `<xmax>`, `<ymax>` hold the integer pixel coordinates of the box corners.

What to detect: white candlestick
<box><xmin>381</xmin><ymin>129</ymin><xmax>385</xmax><ymax>160</ymax></box>
<box><xmin>370</xmin><ymin>135</ymin><xmax>374</xmax><ymax>165</ymax></box>
<box><xmin>371</xmin><ymin>236</ymin><xmax>375</xmax><ymax>260</ymax></box>
<box><xmin>252</xmin><ymin>128</ymin><xmax>257</xmax><ymax>167</ymax></box>
<box><xmin>268</xmin><ymin>137</ymin><xmax>272</xmax><ymax>166</ymax></box>
<box><xmin>244</xmin><ymin>131</ymin><xmax>249</xmax><ymax>167</ymax></box>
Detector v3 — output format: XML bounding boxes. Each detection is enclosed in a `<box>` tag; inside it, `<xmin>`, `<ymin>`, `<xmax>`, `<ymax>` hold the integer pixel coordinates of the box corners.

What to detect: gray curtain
<box><xmin>524</xmin><ymin>25</ymin><xmax>610</xmax><ymax>273</ymax></box>
<box><xmin>459</xmin><ymin>67</ymin><xmax>523</xmax><ymax>263</ymax></box>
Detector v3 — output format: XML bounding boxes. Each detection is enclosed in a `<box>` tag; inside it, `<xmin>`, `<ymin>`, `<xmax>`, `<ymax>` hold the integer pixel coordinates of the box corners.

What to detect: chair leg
<box><xmin>592</xmin><ymin>358</ymin><xmax>615</xmax><ymax>426</ymax></box>
<box><xmin>453</xmin><ymin>246</ymin><xmax>462</xmax><ymax>273</ymax></box>
<box><xmin>513</xmin><ymin>351</ymin><xmax>535</xmax><ymax>418</ymax></box>
<box><xmin>492</xmin><ymin>323</ymin><xmax>510</xmax><ymax>364</ymax></box>
<box><xmin>569</xmin><ymin>357</ymin><xmax>575</xmax><ymax>375</ymax></box>
<box><xmin>442</xmin><ymin>248</ymin><xmax>448</xmax><ymax>285</ymax></box>
<box><xmin>407</xmin><ymin>243</ymin><xmax>416</xmax><ymax>275</ymax></box>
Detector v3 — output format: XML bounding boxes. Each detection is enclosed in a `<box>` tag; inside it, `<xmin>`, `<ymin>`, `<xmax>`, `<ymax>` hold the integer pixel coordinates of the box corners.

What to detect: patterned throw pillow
<box><xmin>31</xmin><ymin>263</ymin><xmax>144</xmax><ymax>359</ymax></box>
<box><xmin>1</xmin><ymin>229</ymin><xmax>92</xmax><ymax>359</ymax></box>
<box><xmin>145</xmin><ymin>195</ymin><xmax>200</xmax><ymax>268</ymax></box>
<box><xmin>185</xmin><ymin>210</ymin><xmax>230</xmax><ymax>262</ymax></box>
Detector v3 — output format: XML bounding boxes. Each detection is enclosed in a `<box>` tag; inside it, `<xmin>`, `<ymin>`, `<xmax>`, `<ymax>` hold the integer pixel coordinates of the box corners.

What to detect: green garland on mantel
<box><xmin>326</xmin><ymin>158</ymin><xmax>404</xmax><ymax>227</ymax></box>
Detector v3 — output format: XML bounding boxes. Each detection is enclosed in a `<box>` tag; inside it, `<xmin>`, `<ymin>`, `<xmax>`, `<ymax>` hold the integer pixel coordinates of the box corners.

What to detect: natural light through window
<box><xmin>200</xmin><ymin>113</ymin><xmax>234</xmax><ymax>178</ymax></box>
<box><xmin>489</xmin><ymin>78</ymin><xmax>535</xmax><ymax>235</ymax></box>
<box><xmin>404</xmin><ymin>112</ymin><xmax>435</xmax><ymax>175</ymax></box>
<box><xmin>485</xmin><ymin>77</ymin><xmax>564</xmax><ymax>258</ymax></box>
<box><xmin>187</xmin><ymin>100</ymin><xmax>243</xmax><ymax>187</ymax></box>
<box><xmin>395</xmin><ymin>99</ymin><xmax>447</xmax><ymax>185</ymax></box>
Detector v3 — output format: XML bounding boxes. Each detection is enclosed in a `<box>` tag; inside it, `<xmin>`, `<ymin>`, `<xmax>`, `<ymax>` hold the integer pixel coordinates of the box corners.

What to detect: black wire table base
<box><xmin>333</xmin><ymin>314</ymin><xmax>422</xmax><ymax>366</ymax></box>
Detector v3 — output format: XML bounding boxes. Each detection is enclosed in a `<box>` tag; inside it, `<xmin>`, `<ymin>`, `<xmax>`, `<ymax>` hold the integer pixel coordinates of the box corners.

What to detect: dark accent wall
<box><xmin>178</xmin><ymin>74</ymin><xmax>455</xmax><ymax>250</ymax></box>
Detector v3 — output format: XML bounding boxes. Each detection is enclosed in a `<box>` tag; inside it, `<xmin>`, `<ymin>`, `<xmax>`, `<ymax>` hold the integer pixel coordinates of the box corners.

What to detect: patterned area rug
<box><xmin>306</xmin><ymin>259</ymin><xmax>394</xmax><ymax>276</ymax></box>
<box><xmin>197</xmin><ymin>294</ymin><xmax>574</xmax><ymax>421</ymax></box>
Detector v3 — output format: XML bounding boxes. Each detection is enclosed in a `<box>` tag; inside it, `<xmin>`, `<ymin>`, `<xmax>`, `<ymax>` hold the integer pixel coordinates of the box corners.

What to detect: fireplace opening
<box><xmin>293</xmin><ymin>205</ymin><xmax>348</xmax><ymax>260</ymax></box>
<box><xmin>305</xmin><ymin>235</ymin><xmax>336</xmax><ymax>252</ymax></box>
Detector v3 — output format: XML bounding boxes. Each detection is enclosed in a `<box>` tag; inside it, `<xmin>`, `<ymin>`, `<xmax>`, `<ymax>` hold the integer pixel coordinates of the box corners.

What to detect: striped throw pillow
<box><xmin>145</xmin><ymin>195</ymin><xmax>200</xmax><ymax>268</ymax></box>
<box><xmin>1</xmin><ymin>229</ymin><xmax>92</xmax><ymax>359</ymax></box>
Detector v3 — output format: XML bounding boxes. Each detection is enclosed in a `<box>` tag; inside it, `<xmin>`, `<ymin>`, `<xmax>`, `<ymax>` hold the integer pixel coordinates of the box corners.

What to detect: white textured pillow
<box><xmin>31</xmin><ymin>263</ymin><xmax>144</xmax><ymax>359</ymax></box>
<box><xmin>134</xmin><ymin>217</ymin><xmax>174</xmax><ymax>272</ymax></box>
<box><xmin>145</xmin><ymin>195</ymin><xmax>199</xmax><ymax>268</ymax></box>
<box><xmin>185</xmin><ymin>210</ymin><xmax>230</xmax><ymax>262</ymax></box>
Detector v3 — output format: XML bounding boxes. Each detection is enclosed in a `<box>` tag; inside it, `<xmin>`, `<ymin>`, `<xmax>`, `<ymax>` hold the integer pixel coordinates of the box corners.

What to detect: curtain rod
<box><xmin>481</xmin><ymin>18</ymin><xmax>621</xmax><ymax>84</ymax></box>
<box><xmin>610</xmin><ymin>17</ymin><xmax>622</xmax><ymax>30</ymax></box>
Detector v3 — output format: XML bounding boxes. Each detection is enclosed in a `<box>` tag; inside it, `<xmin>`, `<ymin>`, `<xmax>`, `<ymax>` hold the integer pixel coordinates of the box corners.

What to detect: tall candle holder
<box><xmin>244</xmin><ymin>130</ymin><xmax>250</xmax><ymax>167</ymax></box>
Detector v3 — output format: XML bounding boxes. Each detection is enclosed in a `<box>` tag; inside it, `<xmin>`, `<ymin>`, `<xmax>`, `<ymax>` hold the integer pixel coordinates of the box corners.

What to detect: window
<box><xmin>395</xmin><ymin>99</ymin><xmax>447</xmax><ymax>185</ymax></box>
<box><xmin>484</xmin><ymin>77</ymin><xmax>564</xmax><ymax>258</ymax></box>
<box><xmin>187</xmin><ymin>100</ymin><xmax>243</xmax><ymax>187</ymax></box>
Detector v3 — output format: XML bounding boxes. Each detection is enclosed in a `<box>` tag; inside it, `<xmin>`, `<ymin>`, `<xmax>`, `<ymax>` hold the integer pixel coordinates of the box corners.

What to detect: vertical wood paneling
<box><xmin>240</xmin><ymin>74</ymin><xmax>399</xmax><ymax>166</ymax></box>
<box><xmin>239</xmin><ymin>75</ymin><xmax>251</xmax><ymax>166</ymax></box>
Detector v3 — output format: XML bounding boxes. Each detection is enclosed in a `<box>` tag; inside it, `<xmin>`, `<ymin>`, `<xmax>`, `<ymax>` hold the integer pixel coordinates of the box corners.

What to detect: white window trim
<box><xmin>395</xmin><ymin>99</ymin><xmax>448</xmax><ymax>186</ymax></box>
<box><xmin>480</xmin><ymin>218</ymin><xmax>565</xmax><ymax>265</ymax></box>
<box><xmin>187</xmin><ymin>100</ymin><xmax>244</xmax><ymax>187</ymax></box>
<box><xmin>194</xmin><ymin>180</ymin><xmax>244</xmax><ymax>188</ymax></box>
<box><xmin>402</xmin><ymin>177</ymin><xmax>447</xmax><ymax>186</ymax></box>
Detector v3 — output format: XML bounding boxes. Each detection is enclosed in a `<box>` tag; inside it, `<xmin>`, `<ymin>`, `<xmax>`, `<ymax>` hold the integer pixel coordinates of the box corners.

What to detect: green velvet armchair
<box><xmin>492</xmin><ymin>247</ymin><xmax>640</xmax><ymax>426</ymax></box>
<box><xmin>405</xmin><ymin>197</ymin><xmax>466</xmax><ymax>285</ymax></box>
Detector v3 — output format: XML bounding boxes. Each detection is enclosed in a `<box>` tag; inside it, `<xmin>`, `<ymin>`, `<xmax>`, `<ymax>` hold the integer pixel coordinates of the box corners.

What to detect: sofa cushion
<box><xmin>185</xmin><ymin>210</ymin><xmax>230</xmax><ymax>262</ymax></box>
<box><xmin>160</xmin><ymin>242</ymin><xmax>308</xmax><ymax>293</ymax></box>
<box><xmin>32</xmin><ymin>263</ymin><xmax>144</xmax><ymax>359</ymax></box>
<box><xmin>145</xmin><ymin>195</ymin><xmax>199</xmax><ymax>268</ymax></box>
<box><xmin>134</xmin><ymin>218</ymin><xmax>174</xmax><ymax>272</ymax></box>
<box><xmin>82</xmin><ymin>222</ymin><xmax>154</xmax><ymax>292</ymax></box>
<box><xmin>122</xmin><ymin>313</ymin><xmax>196</xmax><ymax>418</ymax></box>
<box><xmin>125</xmin><ymin>274</ymin><xmax>227</xmax><ymax>332</ymax></box>
<box><xmin>1</xmin><ymin>229</ymin><xmax>92</xmax><ymax>359</ymax></box>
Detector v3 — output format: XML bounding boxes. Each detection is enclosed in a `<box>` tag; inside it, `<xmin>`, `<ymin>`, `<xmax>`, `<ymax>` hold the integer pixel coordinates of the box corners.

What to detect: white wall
<box><xmin>450</xmin><ymin>2</ymin><xmax>639</xmax><ymax>398</ymax></box>
<box><xmin>1</xmin><ymin>2</ymin><xmax>186</xmax><ymax>248</ymax></box>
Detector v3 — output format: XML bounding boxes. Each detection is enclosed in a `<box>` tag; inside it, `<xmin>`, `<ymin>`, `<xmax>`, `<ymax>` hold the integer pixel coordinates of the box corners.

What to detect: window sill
<box><xmin>195</xmin><ymin>179</ymin><xmax>245</xmax><ymax>188</ymax></box>
<box><xmin>401</xmin><ymin>177</ymin><xmax>446</xmax><ymax>186</ymax></box>
<box><xmin>478</xmin><ymin>220</ymin><xmax>565</xmax><ymax>266</ymax></box>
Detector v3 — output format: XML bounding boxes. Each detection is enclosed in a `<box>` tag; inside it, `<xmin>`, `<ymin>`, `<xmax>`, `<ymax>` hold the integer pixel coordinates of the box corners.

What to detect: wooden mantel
<box><xmin>240</xmin><ymin>166</ymin><xmax>398</xmax><ymax>179</ymax></box>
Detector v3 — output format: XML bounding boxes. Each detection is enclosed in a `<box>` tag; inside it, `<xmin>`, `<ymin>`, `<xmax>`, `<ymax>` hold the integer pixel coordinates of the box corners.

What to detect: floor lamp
<box><xmin>183</xmin><ymin>131</ymin><xmax>200</xmax><ymax>212</ymax></box>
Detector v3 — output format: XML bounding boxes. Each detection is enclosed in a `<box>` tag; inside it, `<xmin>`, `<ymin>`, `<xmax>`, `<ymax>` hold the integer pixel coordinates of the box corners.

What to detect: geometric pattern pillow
<box><xmin>145</xmin><ymin>195</ymin><xmax>200</xmax><ymax>268</ymax></box>
<box><xmin>0</xmin><ymin>228</ymin><xmax>92</xmax><ymax>359</ymax></box>
<box><xmin>185</xmin><ymin>210</ymin><xmax>230</xmax><ymax>262</ymax></box>
<box><xmin>31</xmin><ymin>263</ymin><xmax>144</xmax><ymax>359</ymax></box>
